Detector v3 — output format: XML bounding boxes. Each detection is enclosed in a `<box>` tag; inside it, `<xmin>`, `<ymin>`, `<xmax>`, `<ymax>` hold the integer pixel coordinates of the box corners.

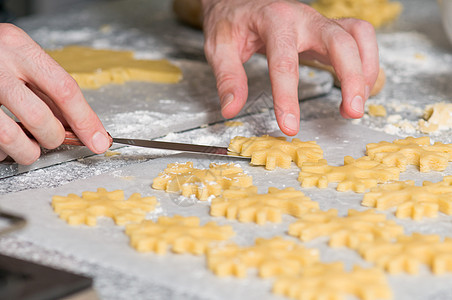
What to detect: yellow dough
<box><xmin>224</xmin><ymin>121</ymin><xmax>244</xmax><ymax>127</ymax></box>
<box><xmin>366</xmin><ymin>136</ymin><xmax>452</xmax><ymax>172</ymax></box>
<box><xmin>368</xmin><ymin>104</ymin><xmax>387</xmax><ymax>117</ymax></box>
<box><xmin>125</xmin><ymin>215</ymin><xmax>235</xmax><ymax>255</ymax></box>
<box><xmin>357</xmin><ymin>233</ymin><xmax>452</xmax><ymax>275</ymax></box>
<box><xmin>288</xmin><ymin>209</ymin><xmax>404</xmax><ymax>249</ymax></box>
<box><xmin>362</xmin><ymin>176</ymin><xmax>452</xmax><ymax>220</ymax></box>
<box><xmin>206</xmin><ymin>237</ymin><xmax>319</xmax><ymax>278</ymax></box>
<box><xmin>152</xmin><ymin>162</ymin><xmax>253</xmax><ymax>201</ymax></box>
<box><xmin>46</xmin><ymin>46</ymin><xmax>182</xmax><ymax>89</ymax></box>
<box><xmin>419</xmin><ymin>102</ymin><xmax>452</xmax><ymax>133</ymax></box>
<box><xmin>210</xmin><ymin>186</ymin><xmax>319</xmax><ymax>225</ymax></box>
<box><xmin>298</xmin><ymin>156</ymin><xmax>400</xmax><ymax>193</ymax></box>
<box><xmin>273</xmin><ymin>262</ymin><xmax>392</xmax><ymax>300</ymax></box>
<box><xmin>52</xmin><ymin>188</ymin><xmax>158</xmax><ymax>226</ymax></box>
<box><xmin>311</xmin><ymin>0</ymin><xmax>402</xmax><ymax>28</ymax></box>
<box><xmin>228</xmin><ymin>135</ymin><xmax>324</xmax><ymax>170</ymax></box>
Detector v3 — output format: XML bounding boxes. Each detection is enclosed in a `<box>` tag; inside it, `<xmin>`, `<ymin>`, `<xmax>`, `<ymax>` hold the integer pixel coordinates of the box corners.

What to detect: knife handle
<box><xmin>17</xmin><ymin>122</ymin><xmax>113</xmax><ymax>147</ymax></box>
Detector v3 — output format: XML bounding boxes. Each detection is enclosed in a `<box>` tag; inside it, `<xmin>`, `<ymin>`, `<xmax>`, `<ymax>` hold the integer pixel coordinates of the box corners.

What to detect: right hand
<box><xmin>0</xmin><ymin>24</ymin><xmax>110</xmax><ymax>165</ymax></box>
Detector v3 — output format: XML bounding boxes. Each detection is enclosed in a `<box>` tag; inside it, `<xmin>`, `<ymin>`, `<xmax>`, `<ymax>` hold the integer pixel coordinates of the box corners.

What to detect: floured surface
<box><xmin>1</xmin><ymin>119</ymin><xmax>452</xmax><ymax>300</ymax></box>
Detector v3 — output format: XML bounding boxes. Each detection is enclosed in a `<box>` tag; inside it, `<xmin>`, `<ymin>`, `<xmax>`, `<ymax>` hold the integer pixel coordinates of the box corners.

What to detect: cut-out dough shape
<box><xmin>206</xmin><ymin>237</ymin><xmax>319</xmax><ymax>278</ymax></box>
<box><xmin>288</xmin><ymin>209</ymin><xmax>404</xmax><ymax>249</ymax></box>
<box><xmin>311</xmin><ymin>0</ymin><xmax>402</xmax><ymax>28</ymax></box>
<box><xmin>228</xmin><ymin>135</ymin><xmax>323</xmax><ymax>170</ymax></box>
<box><xmin>273</xmin><ymin>262</ymin><xmax>392</xmax><ymax>300</ymax></box>
<box><xmin>52</xmin><ymin>188</ymin><xmax>157</xmax><ymax>226</ymax></box>
<box><xmin>210</xmin><ymin>186</ymin><xmax>319</xmax><ymax>225</ymax></box>
<box><xmin>366</xmin><ymin>136</ymin><xmax>452</xmax><ymax>172</ymax></box>
<box><xmin>362</xmin><ymin>176</ymin><xmax>452</xmax><ymax>220</ymax></box>
<box><xmin>125</xmin><ymin>215</ymin><xmax>235</xmax><ymax>255</ymax></box>
<box><xmin>357</xmin><ymin>233</ymin><xmax>452</xmax><ymax>275</ymax></box>
<box><xmin>47</xmin><ymin>46</ymin><xmax>182</xmax><ymax>89</ymax></box>
<box><xmin>298</xmin><ymin>156</ymin><xmax>400</xmax><ymax>193</ymax></box>
<box><xmin>152</xmin><ymin>162</ymin><xmax>253</xmax><ymax>201</ymax></box>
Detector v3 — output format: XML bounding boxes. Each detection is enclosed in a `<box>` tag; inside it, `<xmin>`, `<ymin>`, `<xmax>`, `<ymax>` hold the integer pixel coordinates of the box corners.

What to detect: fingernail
<box><xmin>221</xmin><ymin>93</ymin><xmax>234</xmax><ymax>111</ymax></box>
<box><xmin>365</xmin><ymin>85</ymin><xmax>370</xmax><ymax>99</ymax></box>
<box><xmin>92</xmin><ymin>131</ymin><xmax>110</xmax><ymax>153</ymax></box>
<box><xmin>350</xmin><ymin>95</ymin><xmax>364</xmax><ymax>115</ymax></box>
<box><xmin>284</xmin><ymin>113</ymin><xmax>299</xmax><ymax>132</ymax></box>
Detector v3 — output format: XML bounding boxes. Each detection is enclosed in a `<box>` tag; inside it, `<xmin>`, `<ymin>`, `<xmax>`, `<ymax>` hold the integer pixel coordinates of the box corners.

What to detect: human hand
<box><xmin>0</xmin><ymin>24</ymin><xmax>110</xmax><ymax>165</ymax></box>
<box><xmin>201</xmin><ymin>0</ymin><xmax>380</xmax><ymax>135</ymax></box>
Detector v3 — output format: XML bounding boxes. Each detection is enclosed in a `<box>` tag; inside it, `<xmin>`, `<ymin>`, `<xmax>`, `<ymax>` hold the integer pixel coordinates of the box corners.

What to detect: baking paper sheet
<box><xmin>1</xmin><ymin>118</ymin><xmax>452</xmax><ymax>300</ymax></box>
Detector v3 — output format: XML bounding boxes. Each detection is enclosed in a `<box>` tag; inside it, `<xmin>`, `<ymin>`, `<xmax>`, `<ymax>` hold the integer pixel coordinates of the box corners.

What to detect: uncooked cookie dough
<box><xmin>311</xmin><ymin>0</ymin><xmax>402</xmax><ymax>28</ymax></box>
<box><xmin>419</xmin><ymin>102</ymin><xmax>452</xmax><ymax>133</ymax></box>
<box><xmin>52</xmin><ymin>188</ymin><xmax>158</xmax><ymax>226</ymax></box>
<box><xmin>368</xmin><ymin>104</ymin><xmax>387</xmax><ymax>117</ymax></box>
<box><xmin>47</xmin><ymin>46</ymin><xmax>183</xmax><ymax>89</ymax></box>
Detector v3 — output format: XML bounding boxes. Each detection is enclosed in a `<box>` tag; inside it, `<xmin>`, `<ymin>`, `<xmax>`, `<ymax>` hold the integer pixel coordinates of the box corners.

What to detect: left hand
<box><xmin>201</xmin><ymin>0</ymin><xmax>380</xmax><ymax>136</ymax></box>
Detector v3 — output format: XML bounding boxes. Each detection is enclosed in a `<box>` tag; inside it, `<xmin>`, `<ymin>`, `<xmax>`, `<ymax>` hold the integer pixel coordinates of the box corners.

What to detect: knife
<box><xmin>17</xmin><ymin>122</ymin><xmax>244</xmax><ymax>158</ymax></box>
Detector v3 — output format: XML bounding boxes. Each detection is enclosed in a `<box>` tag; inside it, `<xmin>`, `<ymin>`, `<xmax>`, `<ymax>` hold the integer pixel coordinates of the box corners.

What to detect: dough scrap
<box><xmin>152</xmin><ymin>162</ymin><xmax>253</xmax><ymax>201</ymax></box>
<box><xmin>206</xmin><ymin>237</ymin><xmax>319</xmax><ymax>278</ymax></box>
<box><xmin>46</xmin><ymin>46</ymin><xmax>182</xmax><ymax>89</ymax></box>
<box><xmin>273</xmin><ymin>262</ymin><xmax>392</xmax><ymax>300</ymax></box>
<box><xmin>228</xmin><ymin>135</ymin><xmax>323</xmax><ymax>170</ymax></box>
<box><xmin>366</xmin><ymin>136</ymin><xmax>452</xmax><ymax>172</ymax></box>
<box><xmin>224</xmin><ymin>121</ymin><xmax>244</xmax><ymax>127</ymax></box>
<box><xmin>125</xmin><ymin>215</ymin><xmax>235</xmax><ymax>255</ymax></box>
<box><xmin>368</xmin><ymin>104</ymin><xmax>387</xmax><ymax>117</ymax></box>
<box><xmin>52</xmin><ymin>188</ymin><xmax>157</xmax><ymax>226</ymax></box>
<box><xmin>311</xmin><ymin>0</ymin><xmax>402</xmax><ymax>28</ymax></box>
<box><xmin>419</xmin><ymin>102</ymin><xmax>452</xmax><ymax>133</ymax></box>
<box><xmin>357</xmin><ymin>233</ymin><xmax>452</xmax><ymax>275</ymax></box>
<box><xmin>288</xmin><ymin>209</ymin><xmax>404</xmax><ymax>249</ymax></box>
<box><xmin>298</xmin><ymin>156</ymin><xmax>400</xmax><ymax>193</ymax></box>
<box><xmin>210</xmin><ymin>186</ymin><xmax>319</xmax><ymax>225</ymax></box>
<box><xmin>362</xmin><ymin>176</ymin><xmax>452</xmax><ymax>220</ymax></box>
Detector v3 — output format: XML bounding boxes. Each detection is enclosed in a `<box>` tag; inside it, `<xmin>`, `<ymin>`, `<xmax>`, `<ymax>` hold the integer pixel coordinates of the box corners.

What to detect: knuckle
<box><xmin>24</xmin><ymin>106</ymin><xmax>49</xmax><ymax>130</ymax></box>
<box><xmin>353</xmin><ymin>19</ymin><xmax>376</xmax><ymax>37</ymax></box>
<box><xmin>215</xmin><ymin>71</ymin><xmax>236</xmax><ymax>90</ymax></box>
<box><xmin>51</xmin><ymin>75</ymin><xmax>79</xmax><ymax>105</ymax></box>
<box><xmin>264</xmin><ymin>1</ymin><xmax>295</xmax><ymax>19</ymax></box>
<box><xmin>0</xmin><ymin>123</ymin><xmax>18</xmax><ymax>146</ymax></box>
<box><xmin>329</xmin><ymin>32</ymin><xmax>356</xmax><ymax>50</ymax></box>
<box><xmin>0</xmin><ymin>24</ymin><xmax>27</xmax><ymax>48</ymax></box>
<box><xmin>272</xmin><ymin>56</ymin><xmax>299</xmax><ymax>75</ymax></box>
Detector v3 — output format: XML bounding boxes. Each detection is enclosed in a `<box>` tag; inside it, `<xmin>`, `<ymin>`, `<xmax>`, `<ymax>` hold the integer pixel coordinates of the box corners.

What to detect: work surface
<box><xmin>1</xmin><ymin>0</ymin><xmax>452</xmax><ymax>299</ymax></box>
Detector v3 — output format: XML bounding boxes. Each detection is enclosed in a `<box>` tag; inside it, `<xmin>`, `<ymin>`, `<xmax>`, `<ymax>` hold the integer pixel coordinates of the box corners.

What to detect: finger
<box><xmin>27</xmin><ymin>83</ymin><xmax>68</xmax><ymax>126</ymax></box>
<box><xmin>263</xmin><ymin>23</ymin><xmax>300</xmax><ymax>135</ymax></box>
<box><xmin>336</xmin><ymin>18</ymin><xmax>379</xmax><ymax>100</ymax></box>
<box><xmin>11</xmin><ymin>32</ymin><xmax>110</xmax><ymax>154</ymax></box>
<box><xmin>0</xmin><ymin>74</ymin><xmax>65</xmax><ymax>150</ymax></box>
<box><xmin>0</xmin><ymin>109</ymin><xmax>40</xmax><ymax>165</ymax></box>
<box><xmin>204</xmin><ymin>20</ymin><xmax>249</xmax><ymax>119</ymax></box>
<box><xmin>0</xmin><ymin>149</ymin><xmax>7</xmax><ymax>162</ymax></box>
<box><xmin>318</xmin><ymin>21</ymin><xmax>366</xmax><ymax>119</ymax></box>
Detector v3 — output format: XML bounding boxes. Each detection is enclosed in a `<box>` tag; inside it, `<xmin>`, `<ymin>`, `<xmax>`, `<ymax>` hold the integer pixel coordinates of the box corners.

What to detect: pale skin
<box><xmin>0</xmin><ymin>0</ymin><xmax>379</xmax><ymax>165</ymax></box>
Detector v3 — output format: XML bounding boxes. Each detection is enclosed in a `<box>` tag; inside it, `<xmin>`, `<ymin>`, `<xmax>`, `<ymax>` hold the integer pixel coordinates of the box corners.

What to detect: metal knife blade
<box><xmin>112</xmin><ymin>137</ymin><xmax>246</xmax><ymax>158</ymax></box>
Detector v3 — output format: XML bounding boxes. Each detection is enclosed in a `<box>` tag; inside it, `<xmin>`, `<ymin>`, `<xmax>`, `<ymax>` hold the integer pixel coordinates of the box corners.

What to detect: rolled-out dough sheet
<box><xmin>47</xmin><ymin>46</ymin><xmax>183</xmax><ymax>89</ymax></box>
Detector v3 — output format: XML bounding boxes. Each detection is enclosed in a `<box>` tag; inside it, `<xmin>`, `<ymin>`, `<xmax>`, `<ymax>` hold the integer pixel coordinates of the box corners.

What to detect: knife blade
<box><xmin>112</xmin><ymin>137</ymin><xmax>237</xmax><ymax>157</ymax></box>
<box><xmin>16</xmin><ymin>122</ymin><xmax>246</xmax><ymax>159</ymax></box>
